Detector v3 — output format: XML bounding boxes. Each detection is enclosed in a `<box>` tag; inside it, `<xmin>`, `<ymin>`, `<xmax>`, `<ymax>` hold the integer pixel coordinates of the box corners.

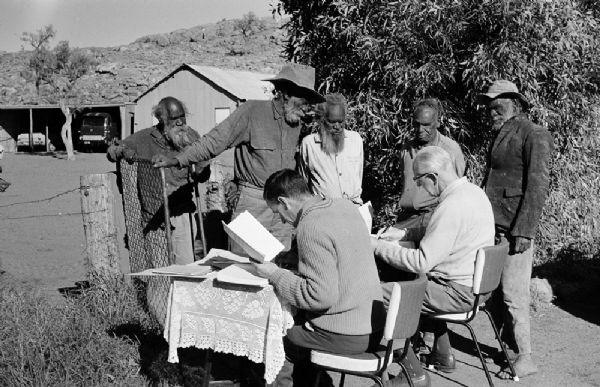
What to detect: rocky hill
<box><xmin>0</xmin><ymin>17</ymin><xmax>287</xmax><ymax>106</ymax></box>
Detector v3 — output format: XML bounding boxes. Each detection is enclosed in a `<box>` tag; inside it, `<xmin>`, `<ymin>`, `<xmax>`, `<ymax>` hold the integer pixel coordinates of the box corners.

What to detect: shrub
<box><xmin>276</xmin><ymin>0</ymin><xmax>600</xmax><ymax>263</ymax></box>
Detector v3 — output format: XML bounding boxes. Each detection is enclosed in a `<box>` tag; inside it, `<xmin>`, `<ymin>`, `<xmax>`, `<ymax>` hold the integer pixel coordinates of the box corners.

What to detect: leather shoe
<box><xmin>424</xmin><ymin>351</ymin><xmax>456</xmax><ymax>373</ymax></box>
<box><xmin>379</xmin><ymin>372</ymin><xmax>431</xmax><ymax>387</ymax></box>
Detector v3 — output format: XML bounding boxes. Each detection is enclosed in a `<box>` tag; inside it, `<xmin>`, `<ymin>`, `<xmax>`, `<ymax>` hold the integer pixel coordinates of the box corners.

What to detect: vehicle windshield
<box><xmin>82</xmin><ymin>117</ymin><xmax>106</xmax><ymax>126</ymax></box>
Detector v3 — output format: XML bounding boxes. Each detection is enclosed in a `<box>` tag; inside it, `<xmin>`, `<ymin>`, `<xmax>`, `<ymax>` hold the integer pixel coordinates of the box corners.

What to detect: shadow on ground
<box><xmin>533</xmin><ymin>247</ymin><xmax>600</xmax><ymax>326</ymax></box>
<box><xmin>109</xmin><ymin>323</ymin><xmax>265</xmax><ymax>387</ymax></box>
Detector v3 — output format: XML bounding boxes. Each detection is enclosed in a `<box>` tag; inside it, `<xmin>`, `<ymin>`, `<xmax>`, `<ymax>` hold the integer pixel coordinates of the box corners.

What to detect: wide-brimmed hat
<box><xmin>476</xmin><ymin>80</ymin><xmax>530</xmax><ymax>109</ymax></box>
<box><xmin>264</xmin><ymin>63</ymin><xmax>325</xmax><ymax>103</ymax></box>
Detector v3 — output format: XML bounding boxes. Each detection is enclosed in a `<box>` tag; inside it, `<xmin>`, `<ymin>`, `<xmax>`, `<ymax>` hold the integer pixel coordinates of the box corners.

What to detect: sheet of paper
<box><xmin>215</xmin><ymin>264</ymin><xmax>269</xmax><ymax>287</ymax></box>
<box><xmin>358</xmin><ymin>201</ymin><xmax>374</xmax><ymax>232</ymax></box>
<box><xmin>222</xmin><ymin>210</ymin><xmax>284</xmax><ymax>263</ymax></box>
<box><xmin>129</xmin><ymin>263</ymin><xmax>212</xmax><ymax>277</ymax></box>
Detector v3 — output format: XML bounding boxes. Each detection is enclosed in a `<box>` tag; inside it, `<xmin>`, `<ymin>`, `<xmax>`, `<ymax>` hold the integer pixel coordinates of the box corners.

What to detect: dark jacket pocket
<box><xmin>503</xmin><ymin>187</ymin><xmax>523</xmax><ymax>198</ymax></box>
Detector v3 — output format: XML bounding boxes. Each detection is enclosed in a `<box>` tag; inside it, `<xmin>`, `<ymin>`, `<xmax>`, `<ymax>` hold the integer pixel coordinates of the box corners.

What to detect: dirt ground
<box><xmin>1</xmin><ymin>152</ymin><xmax>599</xmax><ymax>387</ymax></box>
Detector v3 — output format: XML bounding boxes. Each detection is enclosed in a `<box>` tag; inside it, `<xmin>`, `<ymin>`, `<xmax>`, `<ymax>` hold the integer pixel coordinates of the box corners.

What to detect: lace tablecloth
<box><xmin>164</xmin><ymin>274</ymin><xmax>294</xmax><ymax>384</ymax></box>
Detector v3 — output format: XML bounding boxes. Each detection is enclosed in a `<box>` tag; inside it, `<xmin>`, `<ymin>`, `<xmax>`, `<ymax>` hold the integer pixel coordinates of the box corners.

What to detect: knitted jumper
<box><xmin>268</xmin><ymin>197</ymin><xmax>384</xmax><ymax>335</ymax></box>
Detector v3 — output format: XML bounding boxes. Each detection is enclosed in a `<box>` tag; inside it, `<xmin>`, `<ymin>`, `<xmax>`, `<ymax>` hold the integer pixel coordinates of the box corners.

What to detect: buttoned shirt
<box><xmin>399</xmin><ymin>133</ymin><xmax>466</xmax><ymax>211</ymax></box>
<box><xmin>298</xmin><ymin>130</ymin><xmax>363</xmax><ymax>204</ymax></box>
<box><xmin>175</xmin><ymin>99</ymin><xmax>301</xmax><ymax>188</ymax></box>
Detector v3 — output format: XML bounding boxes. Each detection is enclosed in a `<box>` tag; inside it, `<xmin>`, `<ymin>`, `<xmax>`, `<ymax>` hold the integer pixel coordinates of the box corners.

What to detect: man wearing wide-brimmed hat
<box><xmin>477</xmin><ymin>80</ymin><xmax>553</xmax><ymax>378</ymax></box>
<box><xmin>153</xmin><ymin>63</ymin><xmax>324</xmax><ymax>255</ymax></box>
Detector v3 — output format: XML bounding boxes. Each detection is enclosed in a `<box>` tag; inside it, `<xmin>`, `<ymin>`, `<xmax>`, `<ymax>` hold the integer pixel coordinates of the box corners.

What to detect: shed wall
<box><xmin>134</xmin><ymin>69</ymin><xmax>240</xmax><ymax>168</ymax></box>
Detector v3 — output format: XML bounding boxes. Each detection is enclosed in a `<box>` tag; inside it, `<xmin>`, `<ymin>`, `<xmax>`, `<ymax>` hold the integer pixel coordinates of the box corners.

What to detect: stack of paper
<box><xmin>222</xmin><ymin>211</ymin><xmax>284</xmax><ymax>263</ymax></box>
<box><xmin>216</xmin><ymin>264</ymin><xmax>269</xmax><ymax>287</ymax></box>
<box><xmin>129</xmin><ymin>263</ymin><xmax>212</xmax><ymax>278</ymax></box>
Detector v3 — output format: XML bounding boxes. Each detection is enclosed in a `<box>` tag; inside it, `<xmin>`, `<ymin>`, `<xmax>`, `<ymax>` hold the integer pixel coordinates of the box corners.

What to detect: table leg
<box><xmin>202</xmin><ymin>349</ymin><xmax>213</xmax><ymax>387</ymax></box>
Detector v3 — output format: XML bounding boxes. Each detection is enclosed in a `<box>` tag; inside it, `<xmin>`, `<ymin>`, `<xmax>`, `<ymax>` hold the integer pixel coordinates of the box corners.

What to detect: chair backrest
<box><xmin>472</xmin><ymin>243</ymin><xmax>509</xmax><ymax>295</ymax></box>
<box><xmin>383</xmin><ymin>274</ymin><xmax>428</xmax><ymax>341</ymax></box>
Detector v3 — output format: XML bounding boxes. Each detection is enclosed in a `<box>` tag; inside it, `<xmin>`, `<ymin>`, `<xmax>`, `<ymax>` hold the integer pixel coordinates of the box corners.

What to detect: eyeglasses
<box><xmin>413</xmin><ymin>171</ymin><xmax>437</xmax><ymax>182</ymax></box>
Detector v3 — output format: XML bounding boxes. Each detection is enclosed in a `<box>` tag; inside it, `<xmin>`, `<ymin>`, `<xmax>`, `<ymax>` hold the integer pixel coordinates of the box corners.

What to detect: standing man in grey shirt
<box><xmin>153</xmin><ymin>64</ymin><xmax>324</xmax><ymax>255</ymax></box>
<box><xmin>392</xmin><ymin>98</ymin><xmax>466</xmax><ymax>236</ymax></box>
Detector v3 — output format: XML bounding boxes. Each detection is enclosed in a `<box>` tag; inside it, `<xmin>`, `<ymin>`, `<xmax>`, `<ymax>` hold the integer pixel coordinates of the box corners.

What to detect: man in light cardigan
<box><xmin>253</xmin><ymin>169</ymin><xmax>385</xmax><ymax>387</ymax></box>
<box><xmin>373</xmin><ymin>146</ymin><xmax>495</xmax><ymax>387</ymax></box>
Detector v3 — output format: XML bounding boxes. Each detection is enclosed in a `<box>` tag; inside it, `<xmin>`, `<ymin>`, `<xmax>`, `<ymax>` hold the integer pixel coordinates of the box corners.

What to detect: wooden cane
<box><xmin>191</xmin><ymin>164</ymin><xmax>208</xmax><ymax>258</ymax></box>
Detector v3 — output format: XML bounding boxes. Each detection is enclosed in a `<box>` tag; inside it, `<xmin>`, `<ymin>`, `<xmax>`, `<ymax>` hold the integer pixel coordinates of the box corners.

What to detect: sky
<box><xmin>0</xmin><ymin>0</ymin><xmax>277</xmax><ymax>52</ymax></box>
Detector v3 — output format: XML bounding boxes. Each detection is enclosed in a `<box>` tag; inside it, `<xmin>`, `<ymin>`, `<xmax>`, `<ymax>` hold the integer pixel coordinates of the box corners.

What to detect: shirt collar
<box><xmin>272</xmin><ymin>98</ymin><xmax>284</xmax><ymax>120</ymax></box>
<box><xmin>440</xmin><ymin>176</ymin><xmax>467</xmax><ymax>201</ymax></box>
<box><xmin>294</xmin><ymin>196</ymin><xmax>328</xmax><ymax>227</ymax></box>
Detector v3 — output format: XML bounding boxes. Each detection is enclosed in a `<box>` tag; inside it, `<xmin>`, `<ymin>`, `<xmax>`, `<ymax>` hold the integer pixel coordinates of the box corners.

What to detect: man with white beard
<box><xmin>153</xmin><ymin>63</ymin><xmax>324</xmax><ymax>254</ymax></box>
<box><xmin>298</xmin><ymin>93</ymin><xmax>364</xmax><ymax>204</ymax></box>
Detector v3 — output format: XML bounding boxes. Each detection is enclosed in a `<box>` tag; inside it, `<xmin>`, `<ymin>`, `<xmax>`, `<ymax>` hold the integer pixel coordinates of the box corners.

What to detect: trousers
<box><xmin>170</xmin><ymin>213</ymin><xmax>197</xmax><ymax>264</ymax></box>
<box><xmin>489</xmin><ymin>235</ymin><xmax>534</xmax><ymax>355</ymax></box>
<box><xmin>229</xmin><ymin>183</ymin><xmax>293</xmax><ymax>256</ymax></box>
<box><xmin>271</xmin><ymin>322</ymin><xmax>381</xmax><ymax>387</ymax></box>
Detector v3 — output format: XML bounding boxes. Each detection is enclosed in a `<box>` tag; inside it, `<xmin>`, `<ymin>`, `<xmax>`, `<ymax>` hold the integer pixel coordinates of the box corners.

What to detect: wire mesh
<box><xmin>119</xmin><ymin>159</ymin><xmax>172</xmax><ymax>325</ymax></box>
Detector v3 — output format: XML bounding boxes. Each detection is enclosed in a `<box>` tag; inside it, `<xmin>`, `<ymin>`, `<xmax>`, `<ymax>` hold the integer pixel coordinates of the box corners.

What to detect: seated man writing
<box><xmin>253</xmin><ymin>169</ymin><xmax>385</xmax><ymax>387</ymax></box>
<box><xmin>372</xmin><ymin>146</ymin><xmax>495</xmax><ymax>387</ymax></box>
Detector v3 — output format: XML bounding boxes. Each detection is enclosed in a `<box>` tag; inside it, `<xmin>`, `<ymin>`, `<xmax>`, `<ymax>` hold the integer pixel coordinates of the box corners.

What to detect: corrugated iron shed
<box><xmin>134</xmin><ymin>63</ymin><xmax>273</xmax><ymax>103</ymax></box>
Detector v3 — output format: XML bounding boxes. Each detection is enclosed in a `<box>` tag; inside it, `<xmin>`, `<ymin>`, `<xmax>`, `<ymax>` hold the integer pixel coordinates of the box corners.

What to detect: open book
<box><xmin>222</xmin><ymin>211</ymin><xmax>284</xmax><ymax>263</ymax></box>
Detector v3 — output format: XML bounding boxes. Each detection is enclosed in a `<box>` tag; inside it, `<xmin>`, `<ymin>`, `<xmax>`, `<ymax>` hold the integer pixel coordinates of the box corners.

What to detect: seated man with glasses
<box><xmin>298</xmin><ymin>93</ymin><xmax>364</xmax><ymax>204</ymax></box>
<box><xmin>372</xmin><ymin>146</ymin><xmax>495</xmax><ymax>387</ymax></box>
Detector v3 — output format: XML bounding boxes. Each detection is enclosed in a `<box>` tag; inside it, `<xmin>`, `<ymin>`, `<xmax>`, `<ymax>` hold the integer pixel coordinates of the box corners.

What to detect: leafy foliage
<box><xmin>277</xmin><ymin>0</ymin><xmax>600</xmax><ymax>262</ymax></box>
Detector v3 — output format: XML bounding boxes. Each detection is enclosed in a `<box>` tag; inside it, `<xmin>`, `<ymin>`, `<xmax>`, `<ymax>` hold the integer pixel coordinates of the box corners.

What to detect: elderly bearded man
<box><xmin>478</xmin><ymin>80</ymin><xmax>553</xmax><ymax>378</ymax></box>
<box><xmin>373</xmin><ymin>146</ymin><xmax>494</xmax><ymax>387</ymax></box>
<box><xmin>253</xmin><ymin>169</ymin><xmax>384</xmax><ymax>387</ymax></box>
<box><xmin>298</xmin><ymin>93</ymin><xmax>364</xmax><ymax>204</ymax></box>
<box><xmin>107</xmin><ymin>96</ymin><xmax>211</xmax><ymax>264</ymax></box>
<box><xmin>386</xmin><ymin>99</ymin><xmax>466</xmax><ymax>238</ymax></box>
<box><xmin>153</xmin><ymin>64</ymin><xmax>324</xmax><ymax>255</ymax></box>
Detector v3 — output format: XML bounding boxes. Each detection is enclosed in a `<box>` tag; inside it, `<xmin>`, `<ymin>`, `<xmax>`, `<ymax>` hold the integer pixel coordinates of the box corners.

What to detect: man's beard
<box><xmin>165</xmin><ymin>124</ymin><xmax>200</xmax><ymax>151</ymax></box>
<box><xmin>283</xmin><ymin>97</ymin><xmax>306</xmax><ymax>126</ymax></box>
<box><xmin>320</xmin><ymin>127</ymin><xmax>345</xmax><ymax>155</ymax></box>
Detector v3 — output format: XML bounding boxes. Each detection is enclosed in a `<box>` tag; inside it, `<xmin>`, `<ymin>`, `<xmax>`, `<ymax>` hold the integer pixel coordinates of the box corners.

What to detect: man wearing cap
<box><xmin>107</xmin><ymin>96</ymin><xmax>211</xmax><ymax>264</ymax></box>
<box><xmin>384</xmin><ymin>98</ymin><xmax>466</xmax><ymax>240</ymax></box>
<box><xmin>153</xmin><ymin>63</ymin><xmax>325</xmax><ymax>254</ymax></box>
<box><xmin>298</xmin><ymin>93</ymin><xmax>364</xmax><ymax>204</ymax></box>
<box><xmin>477</xmin><ymin>80</ymin><xmax>553</xmax><ymax>378</ymax></box>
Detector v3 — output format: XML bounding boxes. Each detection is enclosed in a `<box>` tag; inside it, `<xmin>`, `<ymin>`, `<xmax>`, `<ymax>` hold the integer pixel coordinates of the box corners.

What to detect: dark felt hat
<box><xmin>476</xmin><ymin>80</ymin><xmax>530</xmax><ymax>109</ymax></box>
<box><xmin>264</xmin><ymin>63</ymin><xmax>325</xmax><ymax>103</ymax></box>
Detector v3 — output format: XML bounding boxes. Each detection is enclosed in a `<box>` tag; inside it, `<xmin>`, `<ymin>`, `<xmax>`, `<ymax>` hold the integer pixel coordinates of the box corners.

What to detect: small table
<box><xmin>164</xmin><ymin>274</ymin><xmax>294</xmax><ymax>384</ymax></box>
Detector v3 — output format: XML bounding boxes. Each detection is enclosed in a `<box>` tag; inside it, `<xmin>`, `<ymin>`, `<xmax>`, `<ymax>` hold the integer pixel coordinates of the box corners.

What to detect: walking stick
<box><xmin>191</xmin><ymin>164</ymin><xmax>208</xmax><ymax>258</ymax></box>
<box><xmin>159</xmin><ymin>167</ymin><xmax>174</xmax><ymax>264</ymax></box>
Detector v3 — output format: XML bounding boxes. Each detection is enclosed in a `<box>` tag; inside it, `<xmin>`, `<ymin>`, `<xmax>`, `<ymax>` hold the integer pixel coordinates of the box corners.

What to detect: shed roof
<box><xmin>134</xmin><ymin>63</ymin><xmax>274</xmax><ymax>103</ymax></box>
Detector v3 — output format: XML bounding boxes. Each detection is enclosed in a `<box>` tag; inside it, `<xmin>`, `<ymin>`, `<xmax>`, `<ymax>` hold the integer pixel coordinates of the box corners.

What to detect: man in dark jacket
<box><xmin>478</xmin><ymin>80</ymin><xmax>553</xmax><ymax>378</ymax></box>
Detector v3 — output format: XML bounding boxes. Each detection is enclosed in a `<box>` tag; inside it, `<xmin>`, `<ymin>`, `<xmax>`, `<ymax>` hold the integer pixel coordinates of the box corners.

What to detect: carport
<box><xmin>0</xmin><ymin>103</ymin><xmax>135</xmax><ymax>152</ymax></box>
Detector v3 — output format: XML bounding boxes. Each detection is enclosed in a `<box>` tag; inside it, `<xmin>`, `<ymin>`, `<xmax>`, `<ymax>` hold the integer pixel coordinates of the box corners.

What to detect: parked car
<box><xmin>17</xmin><ymin>133</ymin><xmax>46</xmax><ymax>151</ymax></box>
<box><xmin>78</xmin><ymin>112</ymin><xmax>118</xmax><ymax>151</ymax></box>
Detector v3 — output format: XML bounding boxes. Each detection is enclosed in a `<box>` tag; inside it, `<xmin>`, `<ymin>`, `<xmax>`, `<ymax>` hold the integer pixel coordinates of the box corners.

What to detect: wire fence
<box><xmin>119</xmin><ymin>159</ymin><xmax>172</xmax><ymax>325</ymax></box>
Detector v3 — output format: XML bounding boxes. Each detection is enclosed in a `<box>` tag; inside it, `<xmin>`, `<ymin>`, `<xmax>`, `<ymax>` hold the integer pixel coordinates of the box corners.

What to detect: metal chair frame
<box><xmin>311</xmin><ymin>274</ymin><xmax>428</xmax><ymax>387</ymax></box>
<box><xmin>423</xmin><ymin>243</ymin><xmax>519</xmax><ymax>387</ymax></box>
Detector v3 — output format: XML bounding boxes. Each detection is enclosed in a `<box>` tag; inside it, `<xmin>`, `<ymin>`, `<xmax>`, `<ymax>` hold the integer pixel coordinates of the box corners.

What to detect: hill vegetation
<box><xmin>0</xmin><ymin>15</ymin><xmax>286</xmax><ymax>106</ymax></box>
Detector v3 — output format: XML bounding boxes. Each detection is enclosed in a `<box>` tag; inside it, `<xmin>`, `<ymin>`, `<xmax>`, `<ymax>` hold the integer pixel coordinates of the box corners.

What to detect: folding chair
<box><xmin>311</xmin><ymin>274</ymin><xmax>428</xmax><ymax>387</ymax></box>
<box><xmin>422</xmin><ymin>243</ymin><xmax>519</xmax><ymax>387</ymax></box>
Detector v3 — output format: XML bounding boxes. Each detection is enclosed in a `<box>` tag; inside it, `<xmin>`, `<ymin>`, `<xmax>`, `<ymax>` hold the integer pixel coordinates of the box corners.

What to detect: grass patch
<box><xmin>0</xmin><ymin>274</ymin><xmax>158</xmax><ymax>386</ymax></box>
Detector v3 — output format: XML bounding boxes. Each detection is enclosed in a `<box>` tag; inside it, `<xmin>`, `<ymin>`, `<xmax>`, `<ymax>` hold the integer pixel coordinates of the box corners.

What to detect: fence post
<box><xmin>80</xmin><ymin>173</ymin><xmax>121</xmax><ymax>279</ymax></box>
